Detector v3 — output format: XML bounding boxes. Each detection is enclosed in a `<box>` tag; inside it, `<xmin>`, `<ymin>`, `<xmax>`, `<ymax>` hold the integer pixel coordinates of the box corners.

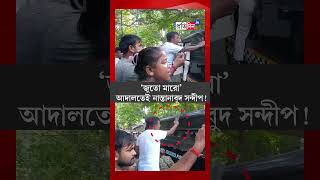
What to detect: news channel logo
<box><xmin>174</xmin><ymin>20</ymin><xmax>200</xmax><ymax>30</ymax></box>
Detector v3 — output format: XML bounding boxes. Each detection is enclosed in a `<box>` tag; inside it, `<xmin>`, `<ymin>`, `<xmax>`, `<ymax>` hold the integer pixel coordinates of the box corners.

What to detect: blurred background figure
<box><xmin>233</xmin><ymin>0</ymin><xmax>256</xmax><ymax>64</ymax></box>
<box><xmin>115</xmin><ymin>47</ymin><xmax>123</xmax><ymax>67</ymax></box>
<box><xmin>211</xmin><ymin>0</ymin><xmax>239</xmax><ymax>65</ymax></box>
<box><xmin>211</xmin><ymin>0</ymin><xmax>239</xmax><ymax>24</ymax></box>
<box><xmin>16</xmin><ymin>0</ymin><xmax>107</xmax><ymax>64</ymax></box>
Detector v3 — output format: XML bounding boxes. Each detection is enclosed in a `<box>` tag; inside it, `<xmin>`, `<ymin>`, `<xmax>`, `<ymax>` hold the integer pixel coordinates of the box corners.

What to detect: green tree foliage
<box><xmin>16</xmin><ymin>130</ymin><xmax>109</xmax><ymax>180</ymax></box>
<box><xmin>116</xmin><ymin>103</ymin><xmax>204</xmax><ymax>129</ymax></box>
<box><xmin>211</xmin><ymin>130</ymin><xmax>302</xmax><ymax>166</ymax></box>
<box><xmin>115</xmin><ymin>9</ymin><xmax>205</xmax><ymax>47</ymax></box>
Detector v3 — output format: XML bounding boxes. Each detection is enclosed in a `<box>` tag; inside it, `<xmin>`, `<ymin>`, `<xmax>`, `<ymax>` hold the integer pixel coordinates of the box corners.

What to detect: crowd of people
<box><xmin>115</xmin><ymin>32</ymin><xmax>205</xmax><ymax>82</ymax></box>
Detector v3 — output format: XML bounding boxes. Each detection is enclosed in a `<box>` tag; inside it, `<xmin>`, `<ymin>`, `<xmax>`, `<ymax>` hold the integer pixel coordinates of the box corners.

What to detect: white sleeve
<box><xmin>155</xmin><ymin>130</ymin><xmax>167</xmax><ymax>140</ymax></box>
<box><xmin>165</xmin><ymin>43</ymin><xmax>183</xmax><ymax>54</ymax></box>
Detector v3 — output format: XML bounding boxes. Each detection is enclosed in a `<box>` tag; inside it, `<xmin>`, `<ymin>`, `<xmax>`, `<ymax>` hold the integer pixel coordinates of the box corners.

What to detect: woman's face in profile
<box><xmin>152</xmin><ymin>51</ymin><xmax>170</xmax><ymax>82</ymax></box>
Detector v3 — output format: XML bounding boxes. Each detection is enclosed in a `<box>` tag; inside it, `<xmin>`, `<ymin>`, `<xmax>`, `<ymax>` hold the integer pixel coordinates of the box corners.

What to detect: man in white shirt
<box><xmin>161</xmin><ymin>32</ymin><xmax>205</xmax><ymax>82</ymax></box>
<box><xmin>136</xmin><ymin>116</ymin><xmax>179</xmax><ymax>171</ymax></box>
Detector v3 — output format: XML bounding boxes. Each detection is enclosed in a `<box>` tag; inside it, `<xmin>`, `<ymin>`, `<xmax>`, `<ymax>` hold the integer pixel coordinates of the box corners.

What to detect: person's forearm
<box><xmin>167</xmin><ymin>124</ymin><xmax>178</xmax><ymax>135</ymax></box>
<box><xmin>167</xmin><ymin>148</ymin><xmax>198</xmax><ymax>171</ymax></box>
<box><xmin>181</xmin><ymin>45</ymin><xmax>202</xmax><ymax>52</ymax></box>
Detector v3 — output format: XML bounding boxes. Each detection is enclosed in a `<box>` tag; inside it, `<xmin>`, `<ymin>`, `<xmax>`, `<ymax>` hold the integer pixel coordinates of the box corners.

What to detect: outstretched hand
<box><xmin>173</xmin><ymin>115</ymin><xmax>180</xmax><ymax>125</ymax></box>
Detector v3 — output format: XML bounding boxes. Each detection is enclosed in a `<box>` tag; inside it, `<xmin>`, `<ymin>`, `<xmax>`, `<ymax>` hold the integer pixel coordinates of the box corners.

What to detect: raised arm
<box><xmin>180</xmin><ymin>41</ymin><xmax>205</xmax><ymax>52</ymax></box>
<box><xmin>166</xmin><ymin>116</ymin><xmax>180</xmax><ymax>136</ymax></box>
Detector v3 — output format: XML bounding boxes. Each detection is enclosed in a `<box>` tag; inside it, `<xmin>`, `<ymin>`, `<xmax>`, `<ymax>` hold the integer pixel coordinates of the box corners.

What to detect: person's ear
<box><xmin>128</xmin><ymin>45</ymin><xmax>135</xmax><ymax>53</ymax></box>
<box><xmin>145</xmin><ymin>65</ymin><xmax>154</xmax><ymax>77</ymax></box>
<box><xmin>115</xmin><ymin>151</ymin><xmax>119</xmax><ymax>161</ymax></box>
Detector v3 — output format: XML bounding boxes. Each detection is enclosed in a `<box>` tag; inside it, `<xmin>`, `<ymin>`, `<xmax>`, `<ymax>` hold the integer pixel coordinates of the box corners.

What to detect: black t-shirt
<box><xmin>16</xmin><ymin>0</ymin><xmax>96</xmax><ymax>64</ymax></box>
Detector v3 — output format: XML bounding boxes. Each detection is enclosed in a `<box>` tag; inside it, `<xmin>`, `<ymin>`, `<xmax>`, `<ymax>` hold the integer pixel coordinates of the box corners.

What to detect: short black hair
<box><xmin>115</xmin><ymin>129</ymin><xmax>135</xmax><ymax>153</ymax></box>
<box><xmin>134</xmin><ymin>47</ymin><xmax>163</xmax><ymax>81</ymax></box>
<box><xmin>166</xmin><ymin>32</ymin><xmax>179</xmax><ymax>42</ymax></box>
<box><xmin>119</xmin><ymin>35</ymin><xmax>141</xmax><ymax>54</ymax></box>
<box><xmin>115</xmin><ymin>47</ymin><xmax>121</xmax><ymax>52</ymax></box>
<box><xmin>145</xmin><ymin>116</ymin><xmax>160</xmax><ymax>129</ymax></box>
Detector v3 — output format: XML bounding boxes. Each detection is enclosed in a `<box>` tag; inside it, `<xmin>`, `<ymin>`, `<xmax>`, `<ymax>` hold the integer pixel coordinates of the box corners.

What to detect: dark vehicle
<box><xmin>182</xmin><ymin>30</ymin><xmax>205</xmax><ymax>81</ymax></box>
<box><xmin>160</xmin><ymin>109</ymin><xmax>205</xmax><ymax>170</ymax></box>
<box><xmin>212</xmin><ymin>149</ymin><xmax>304</xmax><ymax>180</ymax></box>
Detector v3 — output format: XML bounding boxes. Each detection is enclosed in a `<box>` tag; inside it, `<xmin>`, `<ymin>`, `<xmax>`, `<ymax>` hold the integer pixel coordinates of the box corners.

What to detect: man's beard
<box><xmin>117</xmin><ymin>157</ymin><xmax>136</xmax><ymax>167</ymax></box>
